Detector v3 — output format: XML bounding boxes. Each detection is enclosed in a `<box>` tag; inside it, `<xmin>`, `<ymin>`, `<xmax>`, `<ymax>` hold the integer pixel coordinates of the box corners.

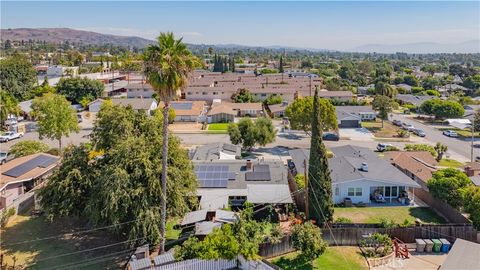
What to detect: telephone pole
<box><xmin>304</xmin><ymin>159</ymin><xmax>309</xmax><ymax>220</ymax></box>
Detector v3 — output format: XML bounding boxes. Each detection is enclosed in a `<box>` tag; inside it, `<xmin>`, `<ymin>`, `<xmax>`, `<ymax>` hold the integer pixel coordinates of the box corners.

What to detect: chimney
<box><xmin>246</xmin><ymin>159</ymin><xmax>253</xmax><ymax>170</ymax></box>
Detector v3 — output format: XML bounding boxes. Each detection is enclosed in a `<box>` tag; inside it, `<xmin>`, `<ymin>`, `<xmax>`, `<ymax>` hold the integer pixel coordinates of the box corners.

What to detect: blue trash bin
<box><xmin>440</xmin><ymin>238</ymin><xmax>451</xmax><ymax>253</ymax></box>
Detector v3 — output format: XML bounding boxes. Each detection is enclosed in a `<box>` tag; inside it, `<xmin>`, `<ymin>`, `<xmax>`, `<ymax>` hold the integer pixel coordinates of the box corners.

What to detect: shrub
<box><xmin>361</xmin><ymin>233</ymin><xmax>393</xmax><ymax>258</ymax></box>
<box><xmin>291</xmin><ymin>221</ymin><xmax>328</xmax><ymax>262</ymax></box>
<box><xmin>378</xmin><ymin>218</ymin><xmax>397</xmax><ymax>228</ymax></box>
<box><xmin>295</xmin><ymin>174</ymin><xmax>305</xmax><ymax>189</ymax></box>
<box><xmin>334</xmin><ymin>217</ymin><xmax>353</xmax><ymax>224</ymax></box>
<box><xmin>1</xmin><ymin>207</ymin><xmax>16</xmax><ymax>226</ymax></box>
<box><xmin>404</xmin><ymin>144</ymin><xmax>436</xmax><ymax>157</ymax></box>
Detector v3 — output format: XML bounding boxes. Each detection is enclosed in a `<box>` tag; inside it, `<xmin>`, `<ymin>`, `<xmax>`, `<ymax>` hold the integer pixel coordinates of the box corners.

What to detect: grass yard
<box><xmin>207</xmin><ymin>123</ymin><xmax>230</xmax><ymax>131</ymax></box>
<box><xmin>361</xmin><ymin>120</ymin><xmax>401</xmax><ymax>138</ymax></box>
<box><xmin>166</xmin><ymin>218</ymin><xmax>181</xmax><ymax>240</ymax></box>
<box><xmin>334</xmin><ymin>206</ymin><xmax>445</xmax><ymax>224</ymax></box>
<box><xmin>438</xmin><ymin>158</ymin><xmax>464</xmax><ymax>168</ymax></box>
<box><xmin>270</xmin><ymin>247</ymin><xmax>368</xmax><ymax>270</ymax></box>
<box><xmin>1</xmin><ymin>214</ymin><xmax>133</xmax><ymax>269</ymax></box>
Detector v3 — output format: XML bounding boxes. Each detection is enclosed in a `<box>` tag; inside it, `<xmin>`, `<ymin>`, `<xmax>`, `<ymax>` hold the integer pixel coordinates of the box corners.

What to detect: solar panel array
<box><xmin>195</xmin><ymin>165</ymin><xmax>236</xmax><ymax>188</ymax></box>
<box><xmin>2</xmin><ymin>155</ymin><xmax>58</xmax><ymax>178</ymax></box>
<box><xmin>171</xmin><ymin>102</ymin><xmax>193</xmax><ymax>110</ymax></box>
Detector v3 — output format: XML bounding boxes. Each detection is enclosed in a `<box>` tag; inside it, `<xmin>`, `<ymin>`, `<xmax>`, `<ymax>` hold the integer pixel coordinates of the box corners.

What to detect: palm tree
<box><xmin>375</xmin><ymin>81</ymin><xmax>397</xmax><ymax>98</ymax></box>
<box><xmin>434</xmin><ymin>142</ymin><xmax>448</xmax><ymax>162</ymax></box>
<box><xmin>143</xmin><ymin>32</ymin><xmax>197</xmax><ymax>253</ymax></box>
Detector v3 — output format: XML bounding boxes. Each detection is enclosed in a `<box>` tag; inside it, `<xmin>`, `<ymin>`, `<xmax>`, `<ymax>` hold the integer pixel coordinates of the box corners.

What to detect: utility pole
<box><xmin>471</xmin><ymin>117</ymin><xmax>475</xmax><ymax>163</ymax></box>
<box><xmin>304</xmin><ymin>159</ymin><xmax>309</xmax><ymax>220</ymax></box>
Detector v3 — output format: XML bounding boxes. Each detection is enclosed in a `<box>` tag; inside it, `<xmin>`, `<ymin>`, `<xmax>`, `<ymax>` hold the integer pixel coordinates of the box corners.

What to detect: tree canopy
<box><xmin>427</xmin><ymin>168</ymin><xmax>472</xmax><ymax>208</ymax></box>
<box><xmin>0</xmin><ymin>54</ymin><xmax>37</xmax><ymax>101</ymax></box>
<box><xmin>420</xmin><ymin>99</ymin><xmax>464</xmax><ymax>119</ymax></box>
<box><xmin>227</xmin><ymin>117</ymin><xmax>276</xmax><ymax>150</ymax></box>
<box><xmin>231</xmin><ymin>88</ymin><xmax>254</xmax><ymax>103</ymax></box>
<box><xmin>56</xmin><ymin>77</ymin><xmax>104</xmax><ymax>104</ymax></box>
<box><xmin>285</xmin><ymin>97</ymin><xmax>337</xmax><ymax>134</ymax></box>
<box><xmin>0</xmin><ymin>90</ymin><xmax>20</xmax><ymax>124</ymax></box>
<box><xmin>372</xmin><ymin>95</ymin><xmax>393</xmax><ymax>128</ymax></box>
<box><xmin>10</xmin><ymin>140</ymin><xmax>50</xmax><ymax>158</ymax></box>
<box><xmin>40</xmin><ymin>104</ymin><xmax>197</xmax><ymax>245</ymax></box>
<box><xmin>291</xmin><ymin>221</ymin><xmax>327</xmax><ymax>262</ymax></box>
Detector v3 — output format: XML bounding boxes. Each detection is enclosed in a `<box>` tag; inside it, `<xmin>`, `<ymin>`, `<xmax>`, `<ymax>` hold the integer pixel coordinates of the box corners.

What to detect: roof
<box><xmin>336</xmin><ymin>109</ymin><xmax>361</xmax><ymax>122</ymax></box>
<box><xmin>268</xmin><ymin>103</ymin><xmax>288</xmax><ymax>113</ymax></box>
<box><xmin>465</xmin><ymin>162</ymin><xmax>480</xmax><ymax>170</ymax></box>
<box><xmin>110</xmin><ymin>98</ymin><xmax>157</xmax><ymax>111</ymax></box>
<box><xmin>0</xmin><ymin>153</ymin><xmax>60</xmax><ymax>191</ymax></box>
<box><xmin>440</xmin><ymin>239</ymin><xmax>480</xmax><ymax>270</ymax></box>
<box><xmin>207</xmin><ymin>103</ymin><xmax>236</xmax><ymax>116</ymax></box>
<box><xmin>336</xmin><ymin>106</ymin><xmax>375</xmax><ymax>115</ymax></box>
<box><xmin>128</xmin><ymin>257</ymin><xmax>152</xmax><ymax>270</ymax></box>
<box><xmin>181</xmin><ymin>209</ymin><xmax>237</xmax><ymax>226</ymax></box>
<box><xmin>289</xmin><ymin>146</ymin><xmax>421</xmax><ymax>187</ymax></box>
<box><xmin>247</xmin><ymin>184</ymin><xmax>293</xmax><ymax>204</ymax></box>
<box><xmin>195</xmin><ymin>221</ymin><xmax>222</xmax><ymax>235</ymax></box>
<box><xmin>230</xmin><ymin>102</ymin><xmax>263</xmax><ymax>111</ymax></box>
<box><xmin>19</xmin><ymin>99</ymin><xmax>33</xmax><ymax>114</ymax></box>
<box><xmin>125</xmin><ymin>83</ymin><xmax>153</xmax><ymax>90</ymax></box>
<box><xmin>318</xmin><ymin>90</ymin><xmax>354</xmax><ymax>98</ymax></box>
<box><xmin>191</xmin><ymin>143</ymin><xmax>241</xmax><ymax>161</ymax></box>
<box><xmin>159</xmin><ymin>100</ymin><xmax>206</xmax><ymax>116</ymax></box>
<box><xmin>383</xmin><ymin>151</ymin><xmax>438</xmax><ymax>182</ymax></box>
<box><xmin>153</xmin><ymin>250</ymin><xmax>175</xmax><ymax>266</ymax></box>
<box><xmin>396</xmin><ymin>94</ymin><xmax>436</xmax><ymax>106</ymax></box>
<box><xmin>469</xmin><ymin>176</ymin><xmax>480</xmax><ymax>186</ymax></box>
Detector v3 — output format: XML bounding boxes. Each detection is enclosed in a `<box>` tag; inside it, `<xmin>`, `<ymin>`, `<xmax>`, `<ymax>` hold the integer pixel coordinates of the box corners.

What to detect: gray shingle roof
<box><xmin>191</xmin><ymin>143</ymin><xmax>241</xmax><ymax>161</ymax></box>
<box><xmin>396</xmin><ymin>94</ymin><xmax>436</xmax><ymax>106</ymax></box>
<box><xmin>440</xmin><ymin>239</ymin><xmax>480</xmax><ymax>270</ymax></box>
<box><xmin>289</xmin><ymin>146</ymin><xmax>420</xmax><ymax>187</ymax></box>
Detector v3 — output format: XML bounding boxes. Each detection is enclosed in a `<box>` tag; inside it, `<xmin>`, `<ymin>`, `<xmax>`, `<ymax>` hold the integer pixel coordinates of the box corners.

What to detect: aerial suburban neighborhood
<box><xmin>0</xmin><ymin>1</ymin><xmax>479</xmax><ymax>270</ymax></box>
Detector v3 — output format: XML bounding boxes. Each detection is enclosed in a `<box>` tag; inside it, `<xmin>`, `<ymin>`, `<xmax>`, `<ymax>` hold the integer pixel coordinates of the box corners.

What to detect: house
<box><xmin>383</xmin><ymin>151</ymin><xmax>438</xmax><ymax>189</ymax></box>
<box><xmin>207</xmin><ymin>103</ymin><xmax>236</xmax><ymax>123</ymax></box>
<box><xmin>18</xmin><ymin>99</ymin><xmax>33</xmax><ymax>119</ymax></box>
<box><xmin>289</xmin><ymin>145</ymin><xmax>421</xmax><ymax>205</ymax></box>
<box><xmin>193</xmin><ymin>159</ymin><xmax>293</xmax><ymax>210</ymax></box>
<box><xmin>439</xmin><ymin>239</ymin><xmax>480</xmax><ymax>270</ymax></box>
<box><xmin>180</xmin><ymin>209</ymin><xmax>237</xmax><ymax>238</ymax></box>
<box><xmin>336</xmin><ymin>106</ymin><xmax>376</xmax><ymax>122</ymax></box>
<box><xmin>166</xmin><ymin>101</ymin><xmax>207</xmax><ymax>122</ymax></box>
<box><xmin>464</xmin><ymin>162</ymin><xmax>480</xmax><ymax>186</ymax></box>
<box><xmin>231</xmin><ymin>103</ymin><xmax>264</xmax><ymax>117</ymax></box>
<box><xmin>125</xmin><ymin>83</ymin><xmax>154</xmax><ymax>98</ymax></box>
<box><xmin>268</xmin><ymin>102</ymin><xmax>288</xmax><ymax>118</ymax></box>
<box><xmin>396</xmin><ymin>94</ymin><xmax>436</xmax><ymax>107</ymax></box>
<box><xmin>318</xmin><ymin>90</ymin><xmax>354</xmax><ymax>102</ymax></box>
<box><xmin>357</xmin><ymin>84</ymin><xmax>375</xmax><ymax>96</ymax></box>
<box><xmin>0</xmin><ymin>153</ymin><xmax>60</xmax><ymax>210</ymax></box>
<box><xmin>109</xmin><ymin>98</ymin><xmax>158</xmax><ymax>115</ymax></box>
<box><xmin>190</xmin><ymin>143</ymin><xmax>241</xmax><ymax>161</ymax></box>
<box><xmin>87</xmin><ymin>99</ymin><xmax>104</xmax><ymax>112</ymax></box>
<box><xmin>395</xmin><ymin>83</ymin><xmax>413</xmax><ymax>93</ymax></box>
<box><xmin>336</xmin><ymin>109</ymin><xmax>362</xmax><ymax>128</ymax></box>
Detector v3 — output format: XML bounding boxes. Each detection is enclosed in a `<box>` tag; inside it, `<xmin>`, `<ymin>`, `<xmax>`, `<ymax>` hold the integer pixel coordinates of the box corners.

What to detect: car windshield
<box><xmin>0</xmin><ymin>152</ymin><xmax>6</xmax><ymax>157</ymax></box>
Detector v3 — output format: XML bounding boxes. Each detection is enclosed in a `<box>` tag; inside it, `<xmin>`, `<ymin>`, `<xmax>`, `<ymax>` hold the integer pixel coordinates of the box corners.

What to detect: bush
<box><xmin>47</xmin><ymin>148</ymin><xmax>60</xmax><ymax>156</ymax></box>
<box><xmin>404</xmin><ymin>144</ymin><xmax>436</xmax><ymax>157</ymax></box>
<box><xmin>295</xmin><ymin>174</ymin><xmax>305</xmax><ymax>189</ymax></box>
<box><xmin>291</xmin><ymin>221</ymin><xmax>327</xmax><ymax>262</ymax></box>
<box><xmin>10</xmin><ymin>140</ymin><xmax>49</xmax><ymax>157</ymax></box>
<box><xmin>1</xmin><ymin>207</ymin><xmax>16</xmax><ymax>226</ymax></box>
<box><xmin>361</xmin><ymin>233</ymin><xmax>393</xmax><ymax>258</ymax></box>
<box><xmin>334</xmin><ymin>217</ymin><xmax>353</xmax><ymax>224</ymax></box>
<box><xmin>378</xmin><ymin>218</ymin><xmax>397</xmax><ymax>228</ymax></box>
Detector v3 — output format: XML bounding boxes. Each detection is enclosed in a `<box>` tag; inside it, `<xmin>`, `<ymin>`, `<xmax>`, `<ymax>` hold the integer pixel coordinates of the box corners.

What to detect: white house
<box><xmin>88</xmin><ymin>98</ymin><xmax>158</xmax><ymax>115</ymax></box>
<box><xmin>289</xmin><ymin>145</ymin><xmax>420</xmax><ymax>205</ymax></box>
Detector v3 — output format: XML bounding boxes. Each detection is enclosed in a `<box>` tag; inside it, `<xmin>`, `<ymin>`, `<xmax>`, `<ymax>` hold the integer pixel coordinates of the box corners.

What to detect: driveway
<box><xmin>339</xmin><ymin>128</ymin><xmax>374</xmax><ymax>141</ymax></box>
<box><xmin>392</xmin><ymin>114</ymin><xmax>474</xmax><ymax>162</ymax></box>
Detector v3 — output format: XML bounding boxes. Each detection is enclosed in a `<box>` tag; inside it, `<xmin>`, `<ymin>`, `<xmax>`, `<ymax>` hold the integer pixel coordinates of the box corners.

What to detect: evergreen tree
<box><xmin>307</xmin><ymin>89</ymin><xmax>334</xmax><ymax>226</ymax></box>
<box><xmin>279</xmin><ymin>56</ymin><xmax>284</xmax><ymax>73</ymax></box>
<box><xmin>223</xmin><ymin>57</ymin><xmax>228</xmax><ymax>73</ymax></box>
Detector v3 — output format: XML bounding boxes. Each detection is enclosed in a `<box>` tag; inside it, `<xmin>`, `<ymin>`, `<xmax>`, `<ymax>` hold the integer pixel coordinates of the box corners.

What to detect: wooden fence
<box><xmin>414</xmin><ymin>188</ymin><xmax>470</xmax><ymax>224</ymax></box>
<box><xmin>259</xmin><ymin>224</ymin><xmax>478</xmax><ymax>258</ymax></box>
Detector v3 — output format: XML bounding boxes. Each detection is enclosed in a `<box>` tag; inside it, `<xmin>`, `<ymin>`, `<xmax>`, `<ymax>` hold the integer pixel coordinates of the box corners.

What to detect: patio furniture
<box><xmin>374</xmin><ymin>193</ymin><xmax>386</xmax><ymax>203</ymax></box>
<box><xmin>440</xmin><ymin>239</ymin><xmax>451</xmax><ymax>253</ymax></box>
<box><xmin>415</xmin><ymin>239</ymin><xmax>426</xmax><ymax>252</ymax></box>
<box><xmin>432</xmin><ymin>239</ymin><xmax>442</xmax><ymax>253</ymax></box>
<box><xmin>423</xmin><ymin>239</ymin><xmax>434</xmax><ymax>252</ymax></box>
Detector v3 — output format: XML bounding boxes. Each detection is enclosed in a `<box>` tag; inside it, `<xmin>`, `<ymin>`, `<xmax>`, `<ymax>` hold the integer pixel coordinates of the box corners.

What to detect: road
<box><xmin>392</xmin><ymin>114</ymin><xmax>475</xmax><ymax>162</ymax></box>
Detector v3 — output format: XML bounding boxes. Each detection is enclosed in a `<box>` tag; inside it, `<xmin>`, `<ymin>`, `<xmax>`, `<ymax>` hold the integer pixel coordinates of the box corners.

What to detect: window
<box><xmin>385</xmin><ymin>186</ymin><xmax>391</xmax><ymax>197</ymax></box>
<box><xmin>348</xmin><ymin>188</ymin><xmax>355</xmax><ymax>196</ymax></box>
<box><xmin>202</xmin><ymin>92</ymin><xmax>207</xmax><ymax>95</ymax></box>
<box><xmin>355</xmin><ymin>188</ymin><xmax>362</xmax><ymax>196</ymax></box>
<box><xmin>335</xmin><ymin>186</ymin><xmax>339</xmax><ymax>196</ymax></box>
<box><xmin>392</xmin><ymin>186</ymin><xmax>398</xmax><ymax>197</ymax></box>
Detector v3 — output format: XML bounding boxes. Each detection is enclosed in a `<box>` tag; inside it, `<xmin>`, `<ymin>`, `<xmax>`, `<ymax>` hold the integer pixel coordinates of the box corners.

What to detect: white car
<box><xmin>402</xmin><ymin>123</ymin><xmax>415</xmax><ymax>131</ymax></box>
<box><xmin>377</xmin><ymin>143</ymin><xmax>392</xmax><ymax>152</ymax></box>
<box><xmin>442</xmin><ymin>130</ymin><xmax>458</xmax><ymax>137</ymax></box>
<box><xmin>0</xmin><ymin>131</ymin><xmax>23</xmax><ymax>142</ymax></box>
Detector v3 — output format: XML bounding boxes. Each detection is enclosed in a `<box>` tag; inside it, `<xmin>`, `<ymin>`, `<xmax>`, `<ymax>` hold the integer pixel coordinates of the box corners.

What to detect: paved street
<box><xmin>392</xmin><ymin>114</ymin><xmax>475</xmax><ymax>162</ymax></box>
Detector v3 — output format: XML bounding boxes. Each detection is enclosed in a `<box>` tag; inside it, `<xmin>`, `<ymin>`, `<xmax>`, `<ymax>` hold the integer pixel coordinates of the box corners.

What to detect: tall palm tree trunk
<box><xmin>159</xmin><ymin>101</ymin><xmax>169</xmax><ymax>254</ymax></box>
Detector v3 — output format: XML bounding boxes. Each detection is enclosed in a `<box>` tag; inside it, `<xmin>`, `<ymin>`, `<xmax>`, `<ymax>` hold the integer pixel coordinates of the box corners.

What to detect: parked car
<box><xmin>77</xmin><ymin>114</ymin><xmax>83</xmax><ymax>123</ymax></box>
<box><xmin>0</xmin><ymin>131</ymin><xmax>23</xmax><ymax>142</ymax></box>
<box><xmin>4</xmin><ymin>117</ymin><xmax>18</xmax><ymax>126</ymax></box>
<box><xmin>0</xmin><ymin>151</ymin><xmax>12</xmax><ymax>164</ymax></box>
<box><xmin>322</xmin><ymin>133</ymin><xmax>339</xmax><ymax>141</ymax></box>
<box><xmin>402</xmin><ymin>123</ymin><xmax>415</xmax><ymax>131</ymax></box>
<box><xmin>473</xmin><ymin>144</ymin><xmax>480</xmax><ymax>148</ymax></box>
<box><xmin>476</xmin><ymin>156</ymin><xmax>480</xmax><ymax>162</ymax></box>
<box><xmin>413</xmin><ymin>129</ymin><xmax>426</xmax><ymax>137</ymax></box>
<box><xmin>442</xmin><ymin>130</ymin><xmax>458</xmax><ymax>137</ymax></box>
<box><xmin>377</xmin><ymin>143</ymin><xmax>392</xmax><ymax>152</ymax></box>
<box><xmin>392</xmin><ymin>120</ymin><xmax>402</xmax><ymax>126</ymax></box>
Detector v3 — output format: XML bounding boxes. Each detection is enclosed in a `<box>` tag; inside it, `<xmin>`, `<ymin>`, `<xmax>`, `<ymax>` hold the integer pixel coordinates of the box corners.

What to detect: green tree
<box><xmin>420</xmin><ymin>99</ymin><xmax>441</xmax><ymax>115</ymax></box>
<box><xmin>56</xmin><ymin>77</ymin><xmax>104</xmax><ymax>104</ymax></box>
<box><xmin>308</xmin><ymin>89</ymin><xmax>334</xmax><ymax>225</ymax></box>
<box><xmin>463</xmin><ymin>75</ymin><xmax>480</xmax><ymax>90</ymax></box>
<box><xmin>291</xmin><ymin>221</ymin><xmax>327</xmax><ymax>262</ymax></box>
<box><xmin>462</xmin><ymin>186</ymin><xmax>480</xmax><ymax>230</ymax></box>
<box><xmin>0</xmin><ymin>90</ymin><xmax>20</xmax><ymax>125</ymax></box>
<box><xmin>228</xmin><ymin>117</ymin><xmax>276</xmax><ymax>149</ymax></box>
<box><xmin>254</xmin><ymin>117</ymin><xmax>277</xmax><ymax>147</ymax></box>
<box><xmin>143</xmin><ymin>32</ymin><xmax>198</xmax><ymax>253</ymax></box>
<box><xmin>231</xmin><ymin>88</ymin><xmax>254</xmax><ymax>103</ymax></box>
<box><xmin>474</xmin><ymin>109</ymin><xmax>480</xmax><ymax>132</ymax></box>
<box><xmin>427</xmin><ymin>168</ymin><xmax>472</xmax><ymax>208</ymax></box>
<box><xmin>434</xmin><ymin>142</ymin><xmax>448</xmax><ymax>162</ymax></box>
<box><xmin>279</xmin><ymin>56</ymin><xmax>284</xmax><ymax>73</ymax></box>
<box><xmin>10</xmin><ymin>140</ymin><xmax>50</xmax><ymax>157</ymax></box>
<box><xmin>0</xmin><ymin>54</ymin><xmax>37</xmax><ymax>101</ymax></box>
<box><xmin>31</xmin><ymin>93</ymin><xmax>79</xmax><ymax>154</ymax></box>
<box><xmin>403</xmin><ymin>75</ymin><xmax>419</xmax><ymax>87</ymax></box>
<box><xmin>265</xmin><ymin>94</ymin><xmax>282</xmax><ymax>105</ymax></box>
<box><xmin>372</xmin><ymin>95</ymin><xmax>393</xmax><ymax>128</ymax></box>
<box><xmin>374</xmin><ymin>81</ymin><xmax>397</xmax><ymax>98</ymax></box>
<box><xmin>422</xmin><ymin>76</ymin><xmax>441</xmax><ymax>90</ymax></box>
<box><xmin>227</xmin><ymin>122</ymin><xmax>242</xmax><ymax>145</ymax></box>
<box><xmin>431</xmin><ymin>100</ymin><xmax>464</xmax><ymax>119</ymax></box>
<box><xmin>285</xmin><ymin>97</ymin><xmax>337</xmax><ymax>135</ymax></box>
<box><xmin>237</xmin><ymin>118</ymin><xmax>257</xmax><ymax>150</ymax></box>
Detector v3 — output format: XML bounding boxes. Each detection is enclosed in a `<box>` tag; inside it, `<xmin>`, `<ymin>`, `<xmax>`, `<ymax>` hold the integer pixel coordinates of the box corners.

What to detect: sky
<box><xmin>1</xmin><ymin>1</ymin><xmax>479</xmax><ymax>51</ymax></box>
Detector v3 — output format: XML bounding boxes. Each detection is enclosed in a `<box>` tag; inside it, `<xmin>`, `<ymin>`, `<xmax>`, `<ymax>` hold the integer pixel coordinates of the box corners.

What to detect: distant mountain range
<box><xmin>351</xmin><ymin>40</ymin><xmax>480</xmax><ymax>54</ymax></box>
<box><xmin>1</xmin><ymin>27</ymin><xmax>478</xmax><ymax>54</ymax></box>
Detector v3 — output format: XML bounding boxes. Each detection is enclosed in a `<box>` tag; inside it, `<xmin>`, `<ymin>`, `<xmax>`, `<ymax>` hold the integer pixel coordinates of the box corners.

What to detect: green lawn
<box><xmin>166</xmin><ymin>218</ymin><xmax>181</xmax><ymax>240</ymax></box>
<box><xmin>438</xmin><ymin>159</ymin><xmax>464</xmax><ymax>168</ymax></box>
<box><xmin>361</xmin><ymin>120</ymin><xmax>402</xmax><ymax>138</ymax></box>
<box><xmin>270</xmin><ymin>247</ymin><xmax>368</xmax><ymax>270</ymax></box>
<box><xmin>207</xmin><ymin>123</ymin><xmax>230</xmax><ymax>131</ymax></box>
<box><xmin>1</xmin><ymin>214</ymin><xmax>127</xmax><ymax>269</ymax></box>
<box><xmin>334</xmin><ymin>207</ymin><xmax>445</xmax><ymax>224</ymax></box>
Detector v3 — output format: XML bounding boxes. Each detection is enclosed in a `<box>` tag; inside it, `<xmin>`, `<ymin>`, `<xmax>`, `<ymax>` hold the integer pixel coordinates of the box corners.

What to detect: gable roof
<box><xmin>289</xmin><ymin>146</ymin><xmax>420</xmax><ymax>187</ymax></box>
<box><xmin>396</xmin><ymin>94</ymin><xmax>436</xmax><ymax>106</ymax></box>
<box><xmin>110</xmin><ymin>98</ymin><xmax>157</xmax><ymax>111</ymax></box>
<box><xmin>0</xmin><ymin>153</ymin><xmax>60</xmax><ymax>191</ymax></box>
<box><xmin>268</xmin><ymin>103</ymin><xmax>288</xmax><ymax>113</ymax></box>
<box><xmin>19</xmin><ymin>99</ymin><xmax>33</xmax><ymax>114</ymax></box>
<box><xmin>207</xmin><ymin>103</ymin><xmax>236</xmax><ymax>116</ymax></box>
<box><xmin>383</xmin><ymin>151</ymin><xmax>438</xmax><ymax>182</ymax></box>
<box><xmin>159</xmin><ymin>100</ymin><xmax>206</xmax><ymax>116</ymax></box>
<box><xmin>191</xmin><ymin>143</ymin><xmax>241</xmax><ymax>161</ymax></box>
<box><xmin>318</xmin><ymin>90</ymin><xmax>354</xmax><ymax>98</ymax></box>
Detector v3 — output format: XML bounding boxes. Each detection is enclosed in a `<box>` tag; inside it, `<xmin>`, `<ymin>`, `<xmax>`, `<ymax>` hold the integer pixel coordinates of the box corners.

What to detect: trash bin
<box><xmin>423</xmin><ymin>239</ymin><xmax>434</xmax><ymax>252</ymax></box>
<box><xmin>440</xmin><ymin>239</ymin><xmax>451</xmax><ymax>253</ymax></box>
<box><xmin>432</xmin><ymin>239</ymin><xmax>442</xmax><ymax>253</ymax></box>
<box><xmin>416</xmin><ymin>239</ymin><xmax>426</xmax><ymax>252</ymax></box>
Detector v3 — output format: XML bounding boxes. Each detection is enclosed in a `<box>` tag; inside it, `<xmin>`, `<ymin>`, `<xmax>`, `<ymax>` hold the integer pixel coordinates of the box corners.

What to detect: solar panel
<box><xmin>222</xmin><ymin>144</ymin><xmax>237</xmax><ymax>153</ymax></box>
<box><xmin>195</xmin><ymin>164</ymin><xmax>233</xmax><ymax>188</ymax></box>
<box><xmin>2</xmin><ymin>155</ymin><xmax>58</xmax><ymax>178</ymax></box>
<box><xmin>171</xmin><ymin>102</ymin><xmax>193</xmax><ymax>110</ymax></box>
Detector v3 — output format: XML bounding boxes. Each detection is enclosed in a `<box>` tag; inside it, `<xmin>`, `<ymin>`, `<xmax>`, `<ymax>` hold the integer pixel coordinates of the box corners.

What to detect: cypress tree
<box><xmin>307</xmin><ymin>89</ymin><xmax>334</xmax><ymax>226</ymax></box>
<box><xmin>279</xmin><ymin>56</ymin><xmax>284</xmax><ymax>73</ymax></box>
<box><xmin>223</xmin><ymin>57</ymin><xmax>228</xmax><ymax>73</ymax></box>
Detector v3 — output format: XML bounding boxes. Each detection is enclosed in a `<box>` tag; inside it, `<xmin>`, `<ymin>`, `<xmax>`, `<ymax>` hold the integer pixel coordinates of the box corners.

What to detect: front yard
<box><xmin>334</xmin><ymin>206</ymin><xmax>445</xmax><ymax>224</ymax></box>
<box><xmin>270</xmin><ymin>247</ymin><xmax>368</xmax><ymax>270</ymax></box>
<box><xmin>207</xmin><ymin>123</ymin><xmax>230</xmax><ymax>134</ymax></box>
<box><xmin>361</xmin><ymin>120</ymin><xmax>403</xmax><ymax>139</ymax></box>
<box><xmin>438</xmin><ymin>158</ymin><xmax>464</xmax><ymax>168</ymax></box>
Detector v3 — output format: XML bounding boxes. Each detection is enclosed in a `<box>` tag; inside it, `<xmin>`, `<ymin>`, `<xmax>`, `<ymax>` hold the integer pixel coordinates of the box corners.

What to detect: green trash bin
<box><xmin>432</xmin><ymin>239</ymin><xmax>442</xmax><ymax>253</ymax></box>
